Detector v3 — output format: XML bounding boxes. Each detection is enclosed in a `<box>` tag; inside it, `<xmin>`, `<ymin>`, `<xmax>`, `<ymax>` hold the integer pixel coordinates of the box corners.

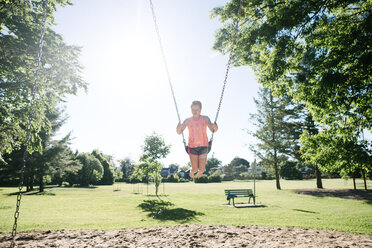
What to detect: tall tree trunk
<box><xmin>26</xmin><ymin>176</ymin><xmax>30</xmax><ymax>192</ymax></box>
<box><xmin>362</xmin><ymin>169</ymin><xmax>367</xmax><ymax>190</ymax></box>
<box><xmin>352</xmin><ymin>172</ymin><xmax>356</xmax><ymax>190</ymax></box>
<box><xmin>315</xmin><ymin>165</ymin><xmax>323</xmax><ymax>189</ymax></box>
<box><xmin>30</xmin><ymin>175</ymin><xmax>34</xmax><ymax>191</ymax></box>
<box><xmin>39</xmin><ymin>175</ymin><xmax>44</xmax><ymax>193</ymax></box>
<box><xmin>274</xmin><ymin>150</ymin><xmax>281</xmax><ymax>190</ymax></box>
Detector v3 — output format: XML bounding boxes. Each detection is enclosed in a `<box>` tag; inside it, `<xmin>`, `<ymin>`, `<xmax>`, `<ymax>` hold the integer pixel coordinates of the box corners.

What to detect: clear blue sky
<box><xmin>52</xmin><ymin>0</ymin><xmax>260</xmax><ymax>167</ymax></box>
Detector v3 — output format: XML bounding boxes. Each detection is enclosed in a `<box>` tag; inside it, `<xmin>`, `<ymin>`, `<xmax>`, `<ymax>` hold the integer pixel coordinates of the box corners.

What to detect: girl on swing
<box><xmin>176</xmin><ymin>101</ymin><xmax>218</xmax><ymax>179</ymax></box>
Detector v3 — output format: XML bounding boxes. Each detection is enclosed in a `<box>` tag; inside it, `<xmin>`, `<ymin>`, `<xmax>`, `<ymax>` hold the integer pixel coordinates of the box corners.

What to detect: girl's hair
<box><xmin>191</xmin><ymin>100</ymin><xmax>202</xmax><ymax>109</ymax></box>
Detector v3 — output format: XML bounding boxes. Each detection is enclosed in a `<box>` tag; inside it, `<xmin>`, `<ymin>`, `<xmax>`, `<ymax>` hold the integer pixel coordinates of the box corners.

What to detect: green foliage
<box><xmin>119</xmin><ymin>157</ymin><xmax>135</xmax><ymax>179</ymax></box>
<box><xmin>136</xmin><ymin>133</ymin><xmax>170</xmax><ymax>195</ymax></box>
<box><xmin>280</xmin><ymin>161</ymin><xmax>303</xmax><ymax>180</ymax></box>
<box><xmin>212</xmin><ymin>0</ymin><xmax>371</xmax><ymax>131</ymax></box>
<box><xmin>208</xmin><ymin>174</ymin><xmax>222</xmax><ymax>183</ymax></box>
<box><xmin>113</xmin><ymin>168</ymin><xmax>123</xmax><ymax>182</ymax></box>
<box><xmin>162</xmin><ymin>174</ymin><xmax>179</xmax><ymax>183</ymax></box>
<box><xmin>212</xmin><ymin>0</ymin><xmax>371</xmax><ymax>179</ymax></box>
<box><xmin>205</xmin><ymin>155</ymin><xmax>222</xmax><ymax>172</ymax></box>
<box><xmin>140</xmin><ymin>133</ymin><xmax>170</xmax><ymax>162</ymax></box>
<box><xmin>300</xmin><ymin>130</ymin><xmax>372</xmax><ymax>177</ymax></box>
<box><xmin>76</xmin><ymin>153</ymin><xmax>103</xmax><ymax>186</ymax></box>
<box><xmin>211</xmin><ymin>169</ymin><xmax>222</xmax><ymax>177</ymax></box>
<box><xmin>132</xmin><ymin>158</ymin><xmax>163</xmax><ymax>195</ymax></box>
<box><xmin>239</xmin><ymin>172</ymin><xmax>251</xmax><ymax>180</ymax></box>
<box><xmin>229</xmin><ymin>156</ymin><xmax>250</xmax><ymax>168</ymax></box>
<box><xmin>0</xmin><ymin>0</ymin><xmax>86</xmax><ymax>155</ymax></box>
<box><xmin>194</xmin><ymin>175</ymin><xmax>209</xmax><ymax>183</ymax></box>
<box><xmin>92</xmin><ymin>150</ymin><xmax>114</xmax><ymax>185</ymax></box>
<box><xmin>249</xmin><ymin>87</ymin><xmax>298</xmax><ymax>189</ymax></box>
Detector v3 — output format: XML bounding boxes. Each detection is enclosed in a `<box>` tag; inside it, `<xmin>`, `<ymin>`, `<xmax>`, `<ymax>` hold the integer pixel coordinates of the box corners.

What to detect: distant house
<box><xmin>248</xmin><ymin>166</ymin><xmax>264</xmax><ymax>176</ymax></box>
<box><xmin>160</xmin><ymin>167</ymin><xmax>178</xmax><ymax>178</ymax></box>
<box><xmin>300</xmin><ymin>167</ymin><xmax>313</xmax><ymax>176</ymax></box>
<box><xmin>178</xmin><ymin>170</ymin><xmax>186</xmax><ymax>179</ymax></box>
<box><xmin>209</xmin><ymin>167</ymin><xmax>222</xmax><ymax>174</ymax></box>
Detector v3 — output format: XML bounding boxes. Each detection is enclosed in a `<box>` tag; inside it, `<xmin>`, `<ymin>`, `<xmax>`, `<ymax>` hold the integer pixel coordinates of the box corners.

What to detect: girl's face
<box><xmin>191</xmin><ymin>105</ymin><xmax>201</xmax><ymax>117</ymax></box>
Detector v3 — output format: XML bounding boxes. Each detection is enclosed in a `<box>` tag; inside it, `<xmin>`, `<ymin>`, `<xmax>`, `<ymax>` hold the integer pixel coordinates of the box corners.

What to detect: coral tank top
<box><xmin>187</xmin><ymin>116</ymin><xmax>209</xmax><ymax>148</ymax></box>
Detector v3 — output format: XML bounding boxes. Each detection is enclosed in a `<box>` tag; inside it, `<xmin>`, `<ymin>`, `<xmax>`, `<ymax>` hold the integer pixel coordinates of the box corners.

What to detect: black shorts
<box><xmin>187</xmin><ymin>146</ymin><xmax>210</xmax><ymax>156</ymax></box>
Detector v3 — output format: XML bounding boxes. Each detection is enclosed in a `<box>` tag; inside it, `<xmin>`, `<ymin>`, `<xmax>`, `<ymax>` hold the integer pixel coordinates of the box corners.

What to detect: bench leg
<box><xmin>232</xmin><ymin>197</ymin><xmax>235</xmax><ymax>207</ymax></box>
<box><xmin>248</xmin><ymin>197</ymin><xmax>251</xmax><ymax>204</ymax></box>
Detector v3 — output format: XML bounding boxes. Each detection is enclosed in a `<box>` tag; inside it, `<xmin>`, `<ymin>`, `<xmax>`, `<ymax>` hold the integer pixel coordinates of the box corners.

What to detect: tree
<box><xmin>206</xmin><ymin>154</ymin><xmax>222</xmax><ymax>172</ymax></box>
<box><xmin>0</xmin><ymin>0</ymin><xmax>86</xmax><ymax>156</ymax></box>
<box><xmin>212</xmin><ymin>0</ymin><xmax>371</xmax><ymax>177</ymax></box>
<box><xmin>212</xmin><ymin>0</ymin><xmax>370</xmax><ymax>131</ymax></box>
<box><xmin>249</xmin><ymin>87</ymin><xmax>294</xmax><ymax>189</ymax></box>
<box><xmin>301</xmin><ymin>111</ymin><xmax>323</xmax><ymax>188</ymax></box>
<box><xmin>113</xmin><ymin>168</ymin><xmax>123</xmax><ymax>182</ymax></box>
<box><xmin>280</xmin><ymin>161</ymin><xmax>303</xmax><ymax>180</ymax></box>
<box><xmin>301</xmin><ymin>131</ymin><xmax>372</xmax><ymax>189</ymax></box>
<box><xmin>136</xmin><ymin>133</ymin><xmax>170</xmax><ymax>195</ymax></box>
<box><xmin>229</xmin><ymin>157</ymin><xmax>250</xmax><ymax>168</ymax></box>
<box><xmin>0</xmin><ymin>104</ymin><xmax>81</xmax><ymax>192</ymax></box>
<box><xmin>132</xmin><ymin>158</ymin><xmax>163</xmax><ymax>195</ymax></box>
<box><xmin>92</xmin><ymin>150</ymin><xmax>114</xmax><ymax>185</ymax></box>
<box><xmin>76</xmin><ymin>153</ymin><xmax>103</xmax><ymax>186</ymax></box>
<box><xmin>140</xmin><ymin>132</ymin><xmax>171</xmax><ymax>162</ymax></box>
<box><xmin>51</xmin><ymin>145</ymin><xmax>81</xmax><ymax>187</ymax></box>
<box><xmin>120</xmin><ymin>157</ymin><xmax>135</xmax><ymax>179</ymax></box>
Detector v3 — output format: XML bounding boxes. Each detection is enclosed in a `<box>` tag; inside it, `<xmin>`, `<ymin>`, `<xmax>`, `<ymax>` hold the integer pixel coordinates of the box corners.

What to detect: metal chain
<box><xmin>10</xmin><ymin>0</ymin><xmax>49</xmax><ymax>247</ymax></box>
<box><xmin>148</xmin><ymin>0</ymin><xmax>187</xmax><ymax>147</ymax></box>
<box><xmin>210</xmin><ymin>0</ymin><xmax>244</xmax><ymax>142</ymax></box>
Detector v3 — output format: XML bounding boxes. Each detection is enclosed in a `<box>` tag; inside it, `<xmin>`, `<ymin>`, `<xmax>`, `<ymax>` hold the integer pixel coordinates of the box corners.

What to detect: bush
<box><xmin>280</xmin><ymin>161</ymin><xmax>303</xmax><ymax>180</ymax></box>
<box><xmin>128</xmin><ymin>177</ymin><xmax>141</xmax><ymax>184</ymax></box>
<box><xmin>208</xmin><ymin>175</ymin><xmax>222</xmax><ymax>182</ymax></box>
<box><xmin>261</xmin><ymin>171</ymin><xmax>267</xmax><ymax>180</ymax></box>
<box><xmin>162</xmin><ymin>174</ymin><xmax>179</xmax><ymax>183</ymax></box>
<box><xmin>77</xmin><ymin>153</ymin><xmax>104</xmax><ymax>186</ymax></box>
<box><xmin>221</xmin><ymin>174</ymin><xmax>234</xmax><ymax>181</ymax></box>
<box><xmin>194</xmin><ymin>175</ymin><xmax>208</xmax><ymax>183</ymax></box>
<box><xmin>239</xmin><ymin>172</ymin><xmax>251</xmax><ymax>180</ymax></box>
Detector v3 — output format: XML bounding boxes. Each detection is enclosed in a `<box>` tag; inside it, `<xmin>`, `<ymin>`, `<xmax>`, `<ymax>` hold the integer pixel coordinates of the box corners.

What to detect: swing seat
<box><xmin>184</xmin><ymin>141</ymin><xmax>213</xmax><ymax>154</ymax></box>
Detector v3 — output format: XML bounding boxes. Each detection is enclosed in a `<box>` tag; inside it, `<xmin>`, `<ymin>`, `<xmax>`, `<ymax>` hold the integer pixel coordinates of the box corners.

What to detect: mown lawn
<box><xmin>0</xmin><ymin>179</ymin><xmax>371</xmax><ymax>235</ymax></box>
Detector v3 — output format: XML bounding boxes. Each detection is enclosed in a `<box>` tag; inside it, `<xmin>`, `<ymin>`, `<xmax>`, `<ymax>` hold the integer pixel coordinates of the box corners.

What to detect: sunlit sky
<box><xmin>52</xmin><ymin>0</ymin><xmax>260</xmax><ymax>167</ymax></box>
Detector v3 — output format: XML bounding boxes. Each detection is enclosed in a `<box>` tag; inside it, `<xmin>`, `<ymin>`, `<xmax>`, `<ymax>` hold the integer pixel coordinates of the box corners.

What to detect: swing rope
<box><xmin>149</xmin><ymin>0</ymin><xmax>243</xmax><ymax>149</ymax></box>
<box><xmin>10</xmin><ymin>0</ymin><xmax>49</xmax><ymax>247</ymax></box>
<box><xmin>210</xmin><ymin>0</ymin><xmax>244</xmax><ymax>143</ymax></box>
<box><xmin>148</xmin><ymin>0</ymin><xmax>187</xmax><ymax>148</ymax></box>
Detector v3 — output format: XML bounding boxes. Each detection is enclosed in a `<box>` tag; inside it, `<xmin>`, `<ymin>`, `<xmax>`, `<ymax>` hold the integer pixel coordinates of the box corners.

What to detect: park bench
<box><xmin>225</xmin><ymin>189</ymin><xmax>255</xmax><ymax>206</ymax></box>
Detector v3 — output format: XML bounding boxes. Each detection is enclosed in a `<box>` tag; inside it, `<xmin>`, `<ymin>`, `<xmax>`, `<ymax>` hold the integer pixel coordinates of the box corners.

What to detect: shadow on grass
<box><xmin>292</xmin><ymin>208</ymin><xmax>319</xmax><ymax>214</ymax></box>
<box><xmin>293</xmin><ymin>189</ymin><xmax>372</xmax><ymax>204</ymax></box>
<box><xmin>72</xmin><ymin>185</ymin><xmax>98</xmax><ymax>189</ymax></box>
<box><xmin>138</xmin><ymin>199</ymin><xmax>204</xmax><ymax>223</ymax></box>
<box><xmin>7</xmin><ymin>191</ymin><xmax>56</xmax><ymax>196</ymax></box>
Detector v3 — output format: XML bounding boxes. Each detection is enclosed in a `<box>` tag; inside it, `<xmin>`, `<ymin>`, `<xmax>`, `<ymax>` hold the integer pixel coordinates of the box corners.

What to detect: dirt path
<box><xmin>1</xmin><ymin>225</ymin><xmax>371</xmax><ymax>247</ymax></box>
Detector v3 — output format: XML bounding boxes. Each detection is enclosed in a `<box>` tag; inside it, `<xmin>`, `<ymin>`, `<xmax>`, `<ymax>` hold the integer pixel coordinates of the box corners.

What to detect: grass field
<box><xmin>0</xmin><ymin>179</ymin><xmax>371</xmax><ymax>235</ymax></box>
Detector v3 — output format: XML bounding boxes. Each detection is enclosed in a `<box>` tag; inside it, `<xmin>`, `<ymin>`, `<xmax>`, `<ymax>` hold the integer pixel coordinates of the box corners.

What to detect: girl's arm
<box><xmin>176</xmin><ymin>118</ymin><xmax>189</xmax><ymax>134</ymax></box>
<box><xmin>204</xmin><ymin>116</ymin><xmax>218</xmax><ymax>133</ymax></box>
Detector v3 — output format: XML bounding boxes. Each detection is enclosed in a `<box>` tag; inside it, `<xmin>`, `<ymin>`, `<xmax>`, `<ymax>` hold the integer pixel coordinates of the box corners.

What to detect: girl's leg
<box><xmin>197</xmin><ymin>154</ymin><xmax>207</xmax><ymax>179</ymax></box>
<box><xmin>189</xmin><ymin>155</ymin><xmax>199</xmax><ymax>178</ymax></box>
